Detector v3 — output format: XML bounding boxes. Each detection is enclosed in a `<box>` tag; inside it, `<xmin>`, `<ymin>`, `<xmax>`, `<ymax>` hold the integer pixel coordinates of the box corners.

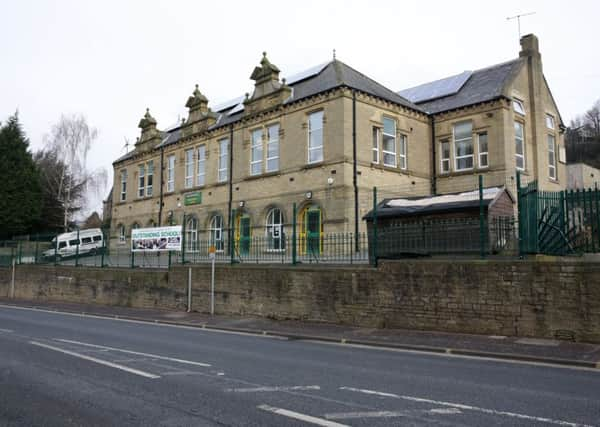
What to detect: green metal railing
<box><xmin>517</xmin><ymin>174</ymin><xmax>600</xmax><ymax>256</ymax></box>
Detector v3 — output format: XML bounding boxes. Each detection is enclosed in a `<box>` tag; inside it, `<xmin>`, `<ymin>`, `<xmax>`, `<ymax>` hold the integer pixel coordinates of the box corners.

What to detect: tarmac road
<box><xmin>1</xmin><ymin>304</ymin><xmax>599</xmax><ymax>426</ymax></box>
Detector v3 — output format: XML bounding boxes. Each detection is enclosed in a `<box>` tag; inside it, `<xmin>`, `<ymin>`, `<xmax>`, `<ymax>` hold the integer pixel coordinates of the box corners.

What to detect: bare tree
<box><xmin>584</xmin><ymin>100</ymin><xmax>600</xmax><ymax>137</ymax></box>
<box><xmin>44</xmin><ymin>114</ymin><xmax>107</xmax><ymax>231</ymax></box>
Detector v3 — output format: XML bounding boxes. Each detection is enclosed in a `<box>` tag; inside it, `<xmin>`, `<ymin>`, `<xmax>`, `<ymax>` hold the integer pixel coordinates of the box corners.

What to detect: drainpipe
<box><xmin>431</xmin><ymin>116</ymin><xmax>437</xmax><ymax>196</ymax></box>
<box><xmin>227</xmin><ymin>124</ymin><xmax>234</xmax><ymax>246</ymax></box>
<box><xmin>158</xmin><ymin>146</ymin><xmax>165</xmax><ymax>226</ymax></box>
<box><xmin>352</xmin><ymin>90</ymin><xmax>359</xmax><ymax>251</ymax></box>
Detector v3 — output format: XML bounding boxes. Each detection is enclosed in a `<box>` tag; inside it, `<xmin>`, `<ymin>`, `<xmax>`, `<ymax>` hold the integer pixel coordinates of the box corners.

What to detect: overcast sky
<box><xmin>2</xmin><ymin>0</ymin><xmax>599</xmax><ymax>215</ymax></box>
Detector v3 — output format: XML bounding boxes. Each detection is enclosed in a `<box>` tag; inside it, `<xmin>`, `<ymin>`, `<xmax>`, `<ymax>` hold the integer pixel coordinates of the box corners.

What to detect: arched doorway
<box><xmin>235</xmin><ymin>212</ymin><xmax>251</xmax><ymax>256</ymax></box>
<box><xmin>299</xmin><ymin>204</ymin><xmax>322</xmax><ymax>255</ymax></box>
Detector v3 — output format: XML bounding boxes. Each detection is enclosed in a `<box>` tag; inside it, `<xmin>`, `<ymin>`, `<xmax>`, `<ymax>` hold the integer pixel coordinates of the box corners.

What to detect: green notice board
<box><xmin>184</xmin><ymin>192</ymin><xmax>202</xmax><ymax>206</ymax></box>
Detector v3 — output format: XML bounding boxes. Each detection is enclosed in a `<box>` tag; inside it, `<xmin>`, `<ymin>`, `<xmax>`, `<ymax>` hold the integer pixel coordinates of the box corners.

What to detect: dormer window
<box><xmin>513</xmin><ymin>99</ymin><xmax>525</xmax><ymax>115</ymax></box>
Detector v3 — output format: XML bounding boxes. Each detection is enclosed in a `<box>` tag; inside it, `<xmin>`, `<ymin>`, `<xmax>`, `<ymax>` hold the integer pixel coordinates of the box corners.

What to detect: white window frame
<box><xmin>382</xmin><ymin>117</ymin><xmax>397</xmax><ymax>167</ymax></box>
<box><xmin>218</xmin><ymin>139</ymin><xmax>229</xmax><ymax>183</ymax></box>
<box><xmin>372</xmin><ymin>127</ymin><xmax>379</xmax><ymax>164</ymax></box>
<box><xmin>250</xmin><ymin>128</ymin><xmax>263</xmax><ymax>175</ymax></box>
<box><xmin>399</xmin><ymin>134</ymin><xmax>407</xmax><ymax>170</ymax></box>
<box><xmin>209</xmin><ymin>215</ymin><xmax>224</xmax><ymax>252</ymax></box>
<box><xmin>308</xmin><ymin>110</ymin><xmax>324</xmax><ymax>164</ymax></box>
<box><xmin>184</xmin><ymin>149</ymin><xmax>194</xmax><ymax>189</ymax></box>
<box><xmin>453</xmin><ymin>121</ymin><xmax>474</xmax><ymax>172</ymax></box>
<box><xmin>120</xmin><ymin>170</ymin><xmax>127</xmax><ymax>202</ymax></box>
<box><xmin>440</xmin><ymin>140</ymin><xmax>450</xmax><ymax>174</ymax></box>
<box><xmin>185</xmin><ymin>216</ymin><xmax>198</xmax><ymax>252</ymax></box>
<box><xmin>548</xmin><ymin>134</ymin><xmax>557</xmax><ymax>180</ymax></box>
<box><xmin>138</xmin><ymin>164</ymin><xmax>145</xmax><ymax>198</ymax></box>
<box><xmin>266</xmin><ymin>124</ymin><xmax>279</xmax><ymax>172</ymax></box>
<box><xmin>196</xmin><ymin>145</ymin><xmax>206</xmax><ymax>186</ymax></box>
<box><xmin>546</xmin><ymin>114</ymin><xmax>555</xmax><ymax>130</ymax></box>
<box><xmin>167</xmin><ymin>154</ymin><xmax>175</xmax><ymax>192</ymax></box>
<box><xmin>118</xmin><ymin>224</ymin><xmax>126</xmax><ymax>243</ymax></box>
<box><xmin>478</xmin><ymin>132</ymin><xmax>489</xmax><ymax>169</ymax></box>
<box><xmin>265</xmin><ymin>208</ymin><xmax>284</xmax><ymax>251</ymax></box>
<box><xmin>515</xmin><ymin>121</ymin><xmax>525</xmax><ymax>171</ymax></box>
<box><xmin>146</xmin><ymin>160</ymin><xmax>154</xmax><ymax>197</ymax></box>
<box><xmin>513</xmin><ymin>99</ymin><xmax>525</xmax><ymax>115</ymax></box>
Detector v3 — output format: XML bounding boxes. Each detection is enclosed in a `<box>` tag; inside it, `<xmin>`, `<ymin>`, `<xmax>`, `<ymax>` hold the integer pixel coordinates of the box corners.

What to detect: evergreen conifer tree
<box><xmin>0</xmin><ymin>113</ymin><xmax>42</xmax><ymax>238</ymax></box>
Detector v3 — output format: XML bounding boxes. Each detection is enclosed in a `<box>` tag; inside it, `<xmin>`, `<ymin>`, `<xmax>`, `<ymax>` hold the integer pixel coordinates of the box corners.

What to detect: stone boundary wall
<box><xmin>1</xmin><ymin>259</ymin><xmax>599</xmax><ymax>343</ymax></box>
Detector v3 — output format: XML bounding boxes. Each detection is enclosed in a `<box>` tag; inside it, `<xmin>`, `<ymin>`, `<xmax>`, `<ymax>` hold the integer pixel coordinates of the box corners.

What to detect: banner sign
<box><xmin>184</xmin><ymin>191</ymin><xmax>202</xmax><ymax>206</ymax></box>
<box><xmin>131</xmin><ymin>226</ymin><xmax>182</xmax><ymax>252</ymax></box>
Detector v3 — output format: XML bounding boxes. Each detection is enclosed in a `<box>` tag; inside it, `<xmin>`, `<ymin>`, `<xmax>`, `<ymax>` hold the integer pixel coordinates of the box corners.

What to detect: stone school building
<box><xmin>110</xmin><ymin>33</ymin><xmax>566</xmax><ymax>252</ymax></box>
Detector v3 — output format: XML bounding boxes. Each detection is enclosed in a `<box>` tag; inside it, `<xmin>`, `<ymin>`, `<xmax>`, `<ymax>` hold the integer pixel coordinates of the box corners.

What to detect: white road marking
<box><xmin>29</xmin><ymin>341</ymin><xmax>160</xmax><ymax>379</ymax></box>
<box><xmin>340</xmin><ymin>387</ymin><xmax>594</xmax><ymax>427</ymax></box>
<box><xmin>0</xmin><ymin>328</ymin><xmax>14</xmax><ymax>333</ymax></box>
<box><xmin>257</xmin><ymin>404</ymin><xmax>349</xmax><ymax>427</ymax></box>
<box><xmin>227</xmin><ymin>385</ymin><xmax>320</xmax><ymax>393</ymax></box>
<box><xmin>55</xmin><ymin>339</ymin><xmax>211</xmax><ymax>367</ymax></box>
<box><xmin>325</xmin><ymin>408</ymin><xmax>462</xmax><ymax>419</ymax></box>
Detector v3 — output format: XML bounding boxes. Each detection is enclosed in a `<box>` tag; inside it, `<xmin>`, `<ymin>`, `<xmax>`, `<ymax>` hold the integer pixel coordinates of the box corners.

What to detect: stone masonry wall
<box><xmin>1</xmin><ymin>259</ymin><xmax>599</xmax><ymax>343</ymax></box>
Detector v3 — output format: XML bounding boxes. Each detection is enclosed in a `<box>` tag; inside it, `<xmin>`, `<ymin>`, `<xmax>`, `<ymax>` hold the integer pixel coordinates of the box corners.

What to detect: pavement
<box><xmin>1</xmin><ymin>301</ymin><xmax>600</xmax><ymax>426</ymax></box>
<box><xmin>1</xmin><ymin>297</ymin><xmax>599</xmax><ymax>369</ymax></box>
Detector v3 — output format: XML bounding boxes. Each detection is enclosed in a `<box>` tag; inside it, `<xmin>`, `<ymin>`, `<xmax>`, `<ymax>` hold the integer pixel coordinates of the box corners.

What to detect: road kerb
<box><xmin>1</xmin><ymin>301</ymin><xmax>598</xmax><ymax>370</ymax></box>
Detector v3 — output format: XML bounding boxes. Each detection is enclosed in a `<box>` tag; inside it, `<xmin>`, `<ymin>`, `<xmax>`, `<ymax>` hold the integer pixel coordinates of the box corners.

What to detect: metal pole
<box><xmin>75</xmin><ymin>228</ymin><xmax>80</xmax><ymax>267</ymax></box>
<box><xmin>292</xmin><ymin>203</ymin><xmax>297</xmax><ymax>265</ymax></box>
<box><xmin>373</xmin><ymin>187</ymin><xmax>378</xmax><ymax>267</ymax></box>
<box><xmin>34</xmin><ymin>235</ymin><xmax>39</xmax><ymax>264</ymax></box>
<box><xmin>101</xmin><ymin>229</ymin><xmax>106</xmax><ymax>267</ymax></box>
<box><xmin>187</xmin><ymin>266</ymin><xmax>192</xmax><ymax>313</ymax></box>
<box><xmin>181</xmin><ymin>212</ymin><xmax>186</xmax><ymax>265</ymax></box>
<box><xmin>10</xmin><ymin>254</ymin><xmax>15</xmax><ymax>298</ymax></box>
<box><xmin>230</xmin><ymin>208</ymin><xmax>236</xmax><ymax>265</ymax></box>
<box><xmin>595</xmin><ymin>183</ymin><xmax>600</xmax><ymax>251</ymax></box>
<box><xmin>210</xmin><ymin>255</ymin><xmax>215</xmax><ymax>315</ymax></box>
<box><xmin>516</xmin><ymin>171</ymin><xmax>523</xmax><ymax>257</ymax></box>
<box><xmin>479</xmin><ymin>175</ymin><xmax>485</xmax><ymax>259</ymax></box>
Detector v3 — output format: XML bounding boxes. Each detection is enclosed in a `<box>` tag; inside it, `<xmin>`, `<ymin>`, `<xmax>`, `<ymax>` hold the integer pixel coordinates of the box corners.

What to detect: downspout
<box><xmin>431</xmin><ymin>115</ymin><xmax>437</xmax><ymax>195</ymax></box>
<box><xmin>158</xmin><ymin>146</ymin><xmax>165</xmax><ymax>226</ymax></box>
<box><xmin>227</xmin><ymin>124</ymin><xmax>234</xmax><ymax>242</ymax></box>
<box><xmin>352</xmin><ymin>90</ymin><xmax>359</xmax><ymax>251</ymax></box>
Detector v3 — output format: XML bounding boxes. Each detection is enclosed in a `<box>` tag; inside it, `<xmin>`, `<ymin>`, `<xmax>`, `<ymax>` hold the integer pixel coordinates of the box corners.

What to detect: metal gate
<box><xmin>518</xmin><ymin>179</ymin><xmax>600</xmax><ymax>255</ymax></box>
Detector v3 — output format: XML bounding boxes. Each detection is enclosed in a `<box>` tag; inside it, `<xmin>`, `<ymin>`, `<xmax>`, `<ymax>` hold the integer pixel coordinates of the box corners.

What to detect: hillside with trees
<box><xmin>565</xmin><ymin>99</ymin><xmax>600</xmax><ymax>168</ymax></box>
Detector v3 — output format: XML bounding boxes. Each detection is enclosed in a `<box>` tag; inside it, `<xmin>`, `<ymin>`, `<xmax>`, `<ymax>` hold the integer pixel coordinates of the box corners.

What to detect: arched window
<box><xmin>118</xmin><ymin>224</ymin><xmax>126</xmax><ymax>243</ymax></box>
<box><xmin>131</xmin><ymin>222</ymin><xmax>140</xmax><ymax>231</ymax></box>
<box><xmin>147</xmin><ymin>219</ymin><xmax>156</xmax><ymax>228</ymax></box>
<box><xmin>185</xmin><ymin>216</ymin><xmax>198</xmax><ymax>252</ymax></box>
<box><xmin>266</xmin><ymin>208</ymin><xmax>284</xmax><ymax>251</ymax></box>
<box><xmin>209</xmin><ymin>215</ymin><xmax>224</xmax><ymax>251</ymax></box>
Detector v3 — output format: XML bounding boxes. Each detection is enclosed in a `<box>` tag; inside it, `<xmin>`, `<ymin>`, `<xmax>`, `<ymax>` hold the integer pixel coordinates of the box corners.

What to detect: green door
<box><xmin>306</xmin><ymin>210</ymin><xmax>321</xmax><ymax>255</ymax></box>
<box><xmin>239</xmin><ymin>216</ymin><xmax>251</xmax><ymax>255</ymax></box>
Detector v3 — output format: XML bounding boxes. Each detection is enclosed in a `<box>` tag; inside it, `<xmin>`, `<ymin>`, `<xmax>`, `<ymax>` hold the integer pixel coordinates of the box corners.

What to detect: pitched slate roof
<box><xmin>140</xmin><ymin>60</ymin><xmax>425</xmax><ymax>154</ymax></box>
<box><xmin>398</xmin><ymin>59</ymin><xmax>525</xmax><ymax>114</ymax></box>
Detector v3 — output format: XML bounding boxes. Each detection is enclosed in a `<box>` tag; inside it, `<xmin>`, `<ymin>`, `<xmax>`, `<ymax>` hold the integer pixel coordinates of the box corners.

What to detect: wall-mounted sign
<box><xmin>131</xmin><ymin>226</ymin><xmax>182</xmax><ymax>252</ymax></box>
<box><xmin>184</xmin><ymin>192</ymin><xmax>202</xmax><ymax>206</ymax></box>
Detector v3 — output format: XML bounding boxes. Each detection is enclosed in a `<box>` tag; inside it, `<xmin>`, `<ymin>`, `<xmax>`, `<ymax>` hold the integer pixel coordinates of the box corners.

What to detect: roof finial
<box><xmin>333</xmin><ymin>48</ymin><xmax>336</xmax><ymax>60</ymax></box>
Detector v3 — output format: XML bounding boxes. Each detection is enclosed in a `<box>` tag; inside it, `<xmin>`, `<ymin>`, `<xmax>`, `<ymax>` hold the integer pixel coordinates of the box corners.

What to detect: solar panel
<box><xmin>227</xmin><ymin>101</ymin><xmax>245</xmax><ymax>116</ymax></box>
<box><xmin>212</xmin><ymin>95</ymin><xmax>245</xmax><ymax>113</ymax></box>
<box><xmin>398</xmin><ymin>71</ymin><xmax>472</xmax><ymax>104</ymax></box>
<box><xmin>285</xmin><ymin>61</ymin><xmax>329</xmax><ymax>85</ymax></box>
